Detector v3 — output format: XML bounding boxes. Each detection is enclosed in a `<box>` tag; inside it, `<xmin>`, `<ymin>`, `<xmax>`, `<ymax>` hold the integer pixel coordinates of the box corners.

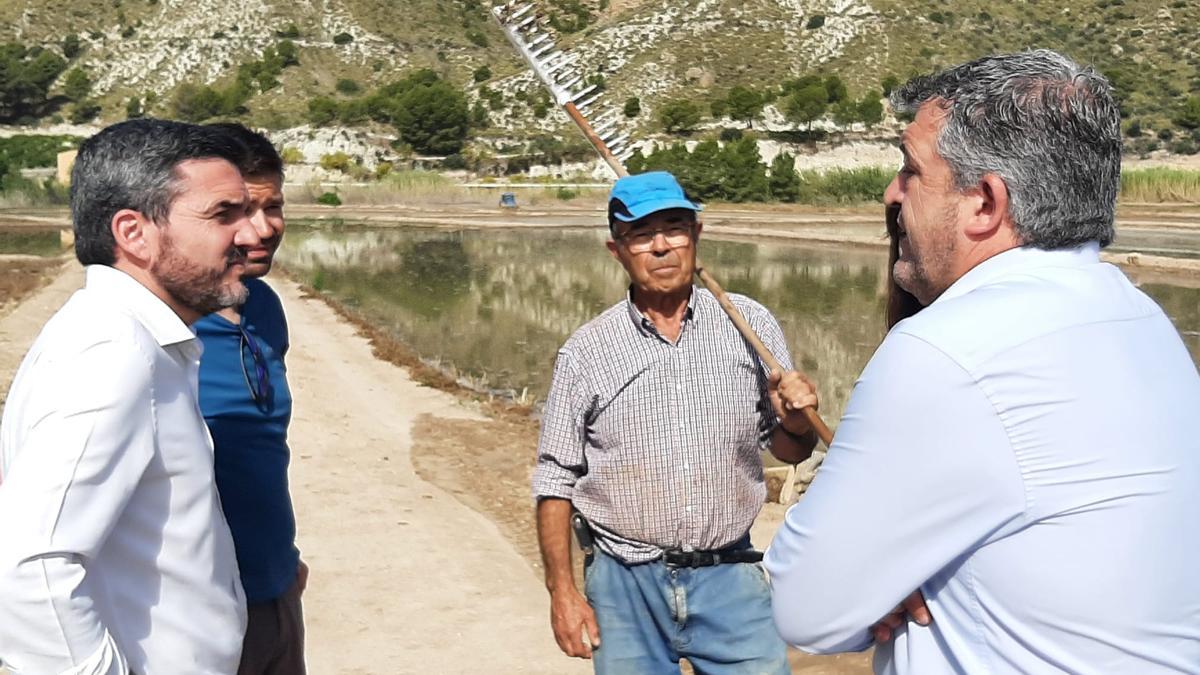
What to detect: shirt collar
<box><xmin>624</xmin><ymin>285</ymin><xmax>698</xmax><ymax>337</ymax></box>
<box><xmin>86</xmin><ymin>265</ymin><xmax>198</xmax><ymax>348</ymax></box>
<box><xmin>933</xmin><ymin>242</ymin><xmax>1102</xmax><ymax>306</ymax></box>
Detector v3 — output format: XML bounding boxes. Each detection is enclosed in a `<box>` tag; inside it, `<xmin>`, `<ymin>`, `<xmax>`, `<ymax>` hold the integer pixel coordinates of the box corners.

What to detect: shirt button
<box><xmin>686</xmin><ymin>506</ymin><xmax>693</xmax><ymax>512</ymax></box>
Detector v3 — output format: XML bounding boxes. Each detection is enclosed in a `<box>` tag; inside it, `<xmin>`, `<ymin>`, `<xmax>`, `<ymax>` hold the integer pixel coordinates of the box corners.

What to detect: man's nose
<box><xmin>884</xmin><ymin>174</ymin><xmax>902</xmax><ymax>205</ymax></box>
<box><xmin>232</xmin><ymin>212</ymin><xmax>263</xmax><ymax>248</ymax></box>
<box><xmin>649</xmin><ymin>231</ymin><xmax>672</xmax><ymax>253</ymax></box>
<box><xmin>249</xmin><ymin>210</ymin><xmax>274</xmax><ymax>239</ymax></box>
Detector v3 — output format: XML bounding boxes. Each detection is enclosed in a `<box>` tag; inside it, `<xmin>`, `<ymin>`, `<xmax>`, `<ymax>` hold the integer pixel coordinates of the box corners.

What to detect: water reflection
<box><xmin>278</xmin><ymin>227</ymin><xmax>1200</xmax><ymax>422</ymax></box>
<box><xmin>0</xmin><ymin>228</ymin><xmax>64</xmax><ymax>257</ymax></box>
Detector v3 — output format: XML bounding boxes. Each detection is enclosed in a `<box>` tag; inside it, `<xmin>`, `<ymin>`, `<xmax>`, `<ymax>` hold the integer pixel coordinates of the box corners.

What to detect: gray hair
<box><xmin>71</xmin><ymin>118</ymin><xmax>244</xmax><ymax>266</ymax></box>
<box><xmin>890</xmin><ymin>49</ymin><xmax>1121</xmax><ymax>249</ymax></box>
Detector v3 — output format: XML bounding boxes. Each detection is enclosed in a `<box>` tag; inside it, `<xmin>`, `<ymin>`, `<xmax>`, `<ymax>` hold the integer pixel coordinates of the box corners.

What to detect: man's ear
<box><xmin>606</xmin><ymin>237</ymin><xmax>620</xmax><ymax>260</ymax></box>
<box><xmin>693</xmin><ymin>219</ymin><xmax>703</xmax><ymax>241</ymax></box>
<box><xmin>963</xmin><ymin>173</ymin><xmax>1010</xmax><ymax>240</ymax></box>
<box><xmin>111</xmin><ymin>209</ymin><xmax>155</xmax><ymax>264</ymax></box>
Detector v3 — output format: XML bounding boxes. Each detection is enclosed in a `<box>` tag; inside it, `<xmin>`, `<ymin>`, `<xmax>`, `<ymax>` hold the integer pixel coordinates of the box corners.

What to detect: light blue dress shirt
<box><xmin>766</xmin><ymin>243</ymin><xmax>1200</xmax><ymax>673</ymax></box>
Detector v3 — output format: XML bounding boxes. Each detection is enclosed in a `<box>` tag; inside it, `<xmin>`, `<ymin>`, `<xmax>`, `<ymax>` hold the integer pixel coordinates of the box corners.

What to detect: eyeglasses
<box><xmin>238</xmin><ymin>324</ymin><xmax>272</xmax><ymax>409</ymax></box>
<box><xmin>618</xmin><ymin>224</ymin><xmax>694</xmax><ymax>253</ymax></box>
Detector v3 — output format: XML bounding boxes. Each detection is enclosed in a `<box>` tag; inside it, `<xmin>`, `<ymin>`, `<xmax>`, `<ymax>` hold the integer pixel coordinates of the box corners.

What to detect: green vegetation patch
<box><xmin>0</xmin><ymin>135</ymin><xmax>81</xmax><ymax>171</ymax></box>
<box><xmin>0</xmin><ymin>229</ymin><xmax>65</xmax><ymax>257</ymax></box>
<box><xmin>1120</xmin><ymin>168</ymin><xmax>1200</xmax><ymax>203</ymax></box>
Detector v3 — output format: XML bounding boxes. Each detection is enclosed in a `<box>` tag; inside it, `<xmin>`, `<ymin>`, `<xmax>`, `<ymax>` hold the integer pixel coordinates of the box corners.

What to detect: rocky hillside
<box><xmin>2</xmin><ymin>0</ymin><xmax>1198</xmax><ymax>171</ymax></box>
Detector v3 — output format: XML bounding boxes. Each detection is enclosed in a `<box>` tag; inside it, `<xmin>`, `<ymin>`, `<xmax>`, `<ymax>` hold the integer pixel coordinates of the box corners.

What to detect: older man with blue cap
<box><xmin>532</xmin><ymin>170</ymin><xmax>820</xmax><ymax>674</ymax></box>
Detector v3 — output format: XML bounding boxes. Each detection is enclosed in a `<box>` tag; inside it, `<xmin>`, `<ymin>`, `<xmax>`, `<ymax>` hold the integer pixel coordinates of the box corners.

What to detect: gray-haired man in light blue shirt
<box><xmin>767</xmin><ymin>49</ymin><xmax>1200</xmax><ymax>673</ymax></box>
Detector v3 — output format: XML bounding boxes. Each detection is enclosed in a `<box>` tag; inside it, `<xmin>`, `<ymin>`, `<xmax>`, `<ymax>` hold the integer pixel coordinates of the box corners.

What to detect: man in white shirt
<box><xmin>0</xmin><ymin>119</ymin><xmax>262</xmax><ymax>674</ymax></box>
<box><xmin>766</xmin><ymin>50</ymin><xmax>1200</xmax><ymax>673</ymax></box>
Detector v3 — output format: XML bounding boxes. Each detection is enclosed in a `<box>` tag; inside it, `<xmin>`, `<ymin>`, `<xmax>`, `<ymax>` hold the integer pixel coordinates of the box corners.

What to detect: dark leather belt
<box><xmin>662</xmin><ymin>549</ymin><xmax>763</xmax><ymax>568</ymax></box>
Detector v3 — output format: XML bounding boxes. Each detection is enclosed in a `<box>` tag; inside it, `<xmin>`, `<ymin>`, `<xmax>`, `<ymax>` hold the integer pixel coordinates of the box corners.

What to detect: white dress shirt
<box><xmin>766</xmin><ymin>243</ymin><xmax>1200</xmax><ymax>673</ymax></box>
<box><xmin>0</xmin><ymin>265</ymin><xmax>246</xmax><ymax>675</ymax></box>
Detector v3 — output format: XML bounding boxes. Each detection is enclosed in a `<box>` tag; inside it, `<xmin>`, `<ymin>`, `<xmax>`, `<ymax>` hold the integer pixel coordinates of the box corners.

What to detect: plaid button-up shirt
<box><xmin>532</xmin><ymin>286</ymin><xmax>792</xmax><ymax>564</ymax></box>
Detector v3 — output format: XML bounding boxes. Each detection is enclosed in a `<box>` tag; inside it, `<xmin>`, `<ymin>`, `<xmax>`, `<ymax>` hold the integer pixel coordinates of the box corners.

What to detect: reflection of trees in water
<box><xmin>1139</xmin><ymin>283</ymin><xmax>1200</xmax><ymax>363</ymax></box>
<box><xmin>704</xmin><ymin>240</ymin><xmax>888</xmax><ymax>423</ymax></box>
<box><xmin>395</xmin><ymin>238</ymin><xmax>473</xmax><ymax>316</ymax></box>
<box><xmin>280</xmin><ymin>229</ymin><xmax>629</xmax><ymax>396</ymax></box>
<box><xmin>279</xmin><ymin>229</ymin><xmax>1199</xmax><ymax>415</ymax></box>
<box><xmin>0</xmin><ymin>229</ymin><xmax>62</xmax><ymax>257</ymax></box>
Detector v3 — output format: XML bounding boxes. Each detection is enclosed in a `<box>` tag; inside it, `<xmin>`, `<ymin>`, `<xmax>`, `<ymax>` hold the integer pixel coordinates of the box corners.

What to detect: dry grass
<box><xmin>1120</xmin><ymin>168</ymin><xmax>1200</xmax><ymax>204</ymax></box>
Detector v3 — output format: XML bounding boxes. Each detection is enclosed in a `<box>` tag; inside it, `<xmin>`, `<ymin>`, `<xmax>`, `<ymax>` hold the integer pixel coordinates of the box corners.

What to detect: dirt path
<box><xmin>266</xmin><ymin>275</ymin><xmax>589</xmax><ymax>674</ymax></box>
<box><xmin>0</xmin><ymin>264</ymin><xmax>586</xmax><ymax>675</ymax></box>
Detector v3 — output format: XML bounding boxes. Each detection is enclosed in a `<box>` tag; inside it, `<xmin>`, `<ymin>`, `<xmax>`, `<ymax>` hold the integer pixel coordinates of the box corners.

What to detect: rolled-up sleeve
<box><xmin>0</xmin><ymin>339</ymin><xmax>155</xmax><ymax>675</ymax></box>
<box><xmin>532</xmin><ymin>350</ymin><xmax>593</xmax><ymax>500</ymax></box>
<box><xmin>764</xmin><ymin>333</ymin><xmax>1025</xmax><ymax>654</ymax></box>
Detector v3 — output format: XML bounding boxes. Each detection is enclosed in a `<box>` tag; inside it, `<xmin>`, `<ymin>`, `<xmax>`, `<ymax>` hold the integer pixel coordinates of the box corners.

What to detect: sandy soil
<box><xmin>0</xmin><ymin>257</ymin><xmax>65</xmax><ymax>321</ymax></box>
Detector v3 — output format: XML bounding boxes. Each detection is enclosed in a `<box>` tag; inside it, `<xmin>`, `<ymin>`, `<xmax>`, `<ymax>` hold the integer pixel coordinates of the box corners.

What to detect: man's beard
<box><xmin>152</xmin><ymin>234</ymin><xmax>248</xmax><ymax>316</ymax></box>
<box><xmin>893</xmin><ymin>205</ymin><xmax>958</xmax><ymax>306</ymax></box>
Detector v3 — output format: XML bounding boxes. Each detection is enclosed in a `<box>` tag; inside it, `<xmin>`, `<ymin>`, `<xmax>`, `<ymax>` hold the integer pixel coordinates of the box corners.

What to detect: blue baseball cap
<box><xmin>608</xmin><ymin>171</ymin><xmax>703</xmax><ymax>225</ymax></box>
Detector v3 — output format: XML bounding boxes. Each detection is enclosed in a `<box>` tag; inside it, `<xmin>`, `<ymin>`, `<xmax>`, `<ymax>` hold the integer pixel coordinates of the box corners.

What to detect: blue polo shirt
<box><xmin>196</xmin><ymin>278</ymin><xmax>299</xmax><ymax>604</ymax></box>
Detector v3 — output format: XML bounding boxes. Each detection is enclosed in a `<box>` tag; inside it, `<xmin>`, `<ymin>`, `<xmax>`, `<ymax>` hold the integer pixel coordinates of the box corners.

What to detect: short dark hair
<box><xmin>205</xmin><ymin>122</ymin><xmax>284</xmax><ymax>180</ymax></box>
<box><xmin>70</xmin><ymin>118</ymin><xmax>244</xmax><ymax>266</ymax></box>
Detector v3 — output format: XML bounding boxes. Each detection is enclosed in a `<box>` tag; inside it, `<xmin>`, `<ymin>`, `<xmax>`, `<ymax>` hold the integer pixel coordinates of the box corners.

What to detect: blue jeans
<box><xmin>584</xmin><ymin>543</ymin><xmax>790</xmax><ymax>675</ymax></box>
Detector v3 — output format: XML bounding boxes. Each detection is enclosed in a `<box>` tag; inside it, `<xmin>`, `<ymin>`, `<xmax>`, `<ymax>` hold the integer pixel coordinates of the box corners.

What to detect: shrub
<box><xmin>473</xmin><ymin>65</ymin><xmax>492</xmax><ymax>82</ymax></box>
<box><xmin>659</xmin><ymin>100</ymin><xmax>702</xmax><ymax>133</ymax></box>
<box><xmin>62</xmin><ymin>34</ymin><xmax>82</xmax><ymax>59</ymax></box>
<box><xmin>316</xmin><ymin>191</ymin><xmax>342</xmax><ymax>206</ymax></box>
<box><xmin>466</xmin><ymin>29</ymin><xmax>489</xmax><ymax>47</ymax></box>
<box><xmin>623</xmin><ymin>96</ymin><xmax>641</xmax><ymax>118</ymax></box>
<box><xmin>1175</xmin><ymin>96</ymin><xmax>1200</xmax><ymax>130</ymax></box>
<box><xmin>719</xmin><ymin>127</ymin><xmax>743</xmax><ymax>142</ymax></box>
<box><xmin>307</xmin><ymin>96</ymin><xmax>338</xmax><ymax>125</ymax></box>
<box><xmin>280</xmin><ymin>147</ymin><xmax>304</xmax><ymax>164</ymax></box>
<box><xmin>806</xmin><ymin>15</ymin><xmax>825</xmax><ymax>29</ymax></box>
<box><xmin>336</xmin><ymin>78</ymin><xmax>361</xmax><ymax>95</ymax></box>
<box><xmin>1170</xmin><ymin>139</ymin><xmax>1198</xmax><ymax>155</ymax></box>
<box><xmin>63</xmin><ymin>67</ymin><xmax>92</xmax><ymax>102</ymax></box>
<box><xmin>555</xmin><ymin>186</ymin><xmax>578</xmax><ymax>200</ymax></box>
<box><xmin>319</xmin><ymin>152</ymin><xmax>353</xmax><ymax>172</ymax></box>
<box><xmin>332</xmin><ymin>32</ymin><xmax>354</xmax><ymax>45</ymax></box>
<box><xmin>172</xmin><ymin>84</ymin><xmax>225</xmax><ymax>122</ymax></box>
<box><xmin>276</xmin><ymin>40</ymin><xmax>299</xmax><ymax>67</ymax></box>
<box><xmin>68</xmin><ymin>100</ymin><xmax>100</xmax><ymax>124</ymax></box>
<box><xmin>858</xmin><ymin>96</ymin><xmax>884</xmax><ymax>127</ymax></box>
<box><xmin>881</xmin><ymin>75</ymin><xmax>899</xmax><ymax>96</ymax></box>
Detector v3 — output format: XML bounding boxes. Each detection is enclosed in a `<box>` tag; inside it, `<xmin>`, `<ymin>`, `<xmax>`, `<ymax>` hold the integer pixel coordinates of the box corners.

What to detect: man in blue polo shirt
<box><xmin>196</xmin><ymin>123</ymin><xmax>306</xmax><ymax>675</ymax></box>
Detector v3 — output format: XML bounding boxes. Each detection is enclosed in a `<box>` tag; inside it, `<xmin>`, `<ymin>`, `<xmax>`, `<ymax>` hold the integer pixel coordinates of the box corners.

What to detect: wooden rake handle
<box><xmin>695</xmin><ymin>267</ymin><xmax>834</xmax><ymax>448</ymax></box>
